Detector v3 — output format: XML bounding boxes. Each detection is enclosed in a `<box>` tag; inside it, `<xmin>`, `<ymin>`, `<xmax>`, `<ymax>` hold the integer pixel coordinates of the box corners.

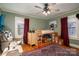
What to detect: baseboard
<box><xmin>70</xmin><ymin>43</ymin><xmax>79</xmax><ymax>48</ymax></box>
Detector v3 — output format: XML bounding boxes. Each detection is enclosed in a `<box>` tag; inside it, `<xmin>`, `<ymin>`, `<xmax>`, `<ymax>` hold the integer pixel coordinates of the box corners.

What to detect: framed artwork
<box><xmin>49</xmin><ymin>21</ymin><xmax>57</xmax><ymax>30</ymax></box>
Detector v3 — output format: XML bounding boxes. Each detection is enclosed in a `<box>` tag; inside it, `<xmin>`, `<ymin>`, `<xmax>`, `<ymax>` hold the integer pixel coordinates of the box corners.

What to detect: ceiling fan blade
<box><xmin>34</xmin><ymin>6</ymin><xmax>42</xmax><ymax>9</ymax></box>
<box><xmin>51</xmin><ymin>3</ymin><xmax>56</xmax><ymax>5</ymax></box>
<box><xmin>51</xmin><ymin>8</ymin><xmax>60</xmax><ymax>13</ymax></box>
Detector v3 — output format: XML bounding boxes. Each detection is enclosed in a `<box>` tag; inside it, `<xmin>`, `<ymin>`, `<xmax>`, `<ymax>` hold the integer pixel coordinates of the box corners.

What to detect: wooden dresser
<box><xmin>28</xmin><ymin>32</ymin><xmax>38</xmax><ymax>46</ymax></box>
<box><xmin>28</xmin><ymin>30</ymin><xmax>62</xmax><ymax>46</ymax></box>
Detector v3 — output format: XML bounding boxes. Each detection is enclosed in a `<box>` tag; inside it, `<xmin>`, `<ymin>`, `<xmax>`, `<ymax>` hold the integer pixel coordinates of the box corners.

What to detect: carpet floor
<box><xmin>22</xmin><ymin>44</ymin><xmax>79</xmax><ymax>56</ymax></box>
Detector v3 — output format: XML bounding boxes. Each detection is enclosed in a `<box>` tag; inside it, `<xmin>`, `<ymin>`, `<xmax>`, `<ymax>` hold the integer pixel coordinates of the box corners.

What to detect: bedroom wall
<box><xmin>50</xmin><ymin>9</ymin><xmax>79</xmax><ymax>36</ymax></box>
<box><xmin>2</xmin><ymin>12</ymin><xmax>15</xmax><ymax>37</ymax></box>
<box><xmin>2</xmin><ymin>9</ymin><xmax>79</xmax><ymax>39</ymax></box>
<box><xmin>15</xmin><ymin>17</ymin><xmax>49</xmax><ymax>39</ymax></box>
<box><xmin>0</xmin><ymin>9</ymin><xmax>1</xmax><ymax>15</ymax></box>
<box><xmin>53</xmin><ymin>9</ymin><xmax>79</xmax><ymax>48</ymax></box>
<box><xmin>49</xmin><ymin>19</ymin><xmax>61</xmax><ymax>36</ymax></box>
<box><xmin>30</xmin><ymin>18</ymin><xmax>49</xmax><ymax>30</ymax></box>
<box><xmin>2</xmin><ymin>11</ymin><xmax>50</xmax><ymax>38</ymax></box>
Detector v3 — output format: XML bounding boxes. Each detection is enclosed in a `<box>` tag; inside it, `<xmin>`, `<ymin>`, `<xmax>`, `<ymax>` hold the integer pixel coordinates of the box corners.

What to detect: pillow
<box><xmin>3</xmin><ymin>31</ymin><xmax>13</xmax><ymax>41</ymax></box>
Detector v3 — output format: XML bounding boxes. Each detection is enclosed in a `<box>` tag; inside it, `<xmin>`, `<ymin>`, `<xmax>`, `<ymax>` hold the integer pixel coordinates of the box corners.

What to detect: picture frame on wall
<box><xmin>49</xmin><ymin>20</ymin><xmax>57</xmax><ymax>30</ymax></box>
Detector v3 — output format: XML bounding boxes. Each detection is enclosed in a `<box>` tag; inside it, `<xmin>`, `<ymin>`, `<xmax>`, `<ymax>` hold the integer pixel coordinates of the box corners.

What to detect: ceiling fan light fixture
<box><xmin>42</xmin><ymin>10</ymin><xmax>50</xmax><ymax>16</ymax></box>
<box><xmin>43</xmin><ymin>11</ymin><xmax>48</xmax><ymax>16</ymax></box>
<box><xmin>43</xmin><ymin>11</ymin><xmax>45</xmax><ymax>14</ymax></box>
<box><xmin>42</xmin><ymin>4</ymin><xmax>51</xmax><ymax>16</ymax></box>
<box><xmin>47</xmin><ymin>10</ymin><xmax>50</xmax><ymax>14</ymax></box>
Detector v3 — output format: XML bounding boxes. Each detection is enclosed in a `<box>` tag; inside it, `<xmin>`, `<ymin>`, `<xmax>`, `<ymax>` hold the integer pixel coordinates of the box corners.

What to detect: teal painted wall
<box><xmin>2</xmin><ymin>12</ymin><xmax>15</xmax><ymax>37</ymax></box>
<box><xmin>2</xmin><ymin>9</ymin><xmax>79</xmax><ymax>38</ymax></box>
<box><xmin>2</xmin><ymin>11</ymin><xmax>50</xmax><ymax>38</ymax></box>
<box><xmin>29</xmin><ymin>18</ymin><xmax>49</xmax><ymax>30</ymax></box>
<box><xmin>50</xmin><ymin>9</ymin><xmax>79</xmax><ymax>36</ymax></box>
<box><xmin>52</xmin><ymin>9</ymin><xmax>79</xmax><ymax>48</ymax></box>
<box><xmin>1</xmin><ymin>9</ymin><xmax>79</xmax><ymax>47</ymax></box>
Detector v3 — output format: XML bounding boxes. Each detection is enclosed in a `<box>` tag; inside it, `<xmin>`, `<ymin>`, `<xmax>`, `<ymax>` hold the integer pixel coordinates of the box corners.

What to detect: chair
<box><xmin>1</xmin><ymin>31</ymin><xmax>23</xmax><ymax>56</ymax></box>
<box><xmin>1</xmin><ymin>31</ymin><xmax>13</xmax><ymax>51</ymax></box>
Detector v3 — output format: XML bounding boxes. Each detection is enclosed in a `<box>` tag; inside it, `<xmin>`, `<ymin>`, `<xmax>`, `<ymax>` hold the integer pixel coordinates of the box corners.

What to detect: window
<box><xmin>68</xmin><ymin>22</ymin><xmax>76</xmax><ymax>36</ymax></box>
<box><xmin>17</xmin><ymin>23</ymin><xmax>24</xmax><ymax>35</ymax></box>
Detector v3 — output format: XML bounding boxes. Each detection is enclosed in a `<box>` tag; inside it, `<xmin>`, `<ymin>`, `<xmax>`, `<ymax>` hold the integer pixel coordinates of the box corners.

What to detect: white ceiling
<box><xmin>0</xmin><ymin>3</ymin><xmax>79</xmax><ymax>20</ymax></box>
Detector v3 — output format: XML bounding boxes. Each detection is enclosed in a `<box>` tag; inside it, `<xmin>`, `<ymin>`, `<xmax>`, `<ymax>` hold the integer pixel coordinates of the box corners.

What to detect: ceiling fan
<box><xmin>34</xmin><ymin>3</ymin><xmax>59</xmax><ymax>16</ymax></box>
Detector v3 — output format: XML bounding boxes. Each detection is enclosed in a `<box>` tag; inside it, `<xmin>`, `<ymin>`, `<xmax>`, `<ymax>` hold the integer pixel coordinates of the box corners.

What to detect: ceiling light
<box><xmin>42</xmin><ymin>10</ymin><xmax>50</xmax><ymax>16</ymax></box>
<box><xmin>43</xmin><ymin>11</ymin><xmax>47</xmax><ymax>16</ymax></box>
<box><xmin>47</xmin><ymin>10</ymin><xmax>50</xmax><ymax>14</ymax></box>
<box><xmin>42</xmin><ymin>6</ymin><xmax>51</xmax><ymax>16</ymax></box>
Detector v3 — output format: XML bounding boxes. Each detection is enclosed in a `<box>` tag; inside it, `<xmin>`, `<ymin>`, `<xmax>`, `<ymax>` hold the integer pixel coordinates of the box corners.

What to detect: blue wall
<box><xmin>0</xmin><ymin>15</ymin><xmax>4</xmax><ymax>32</ymax></box>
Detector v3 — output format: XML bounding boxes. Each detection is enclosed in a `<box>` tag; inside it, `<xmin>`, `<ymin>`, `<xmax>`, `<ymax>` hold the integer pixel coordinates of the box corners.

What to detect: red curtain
<box><xmin>23</xmin><ymin>18</ymin><xmax>29</xmax><ymax>44</ymax></box>
<box><xmin>61</xmin><ymin>17</ymin><xmax>69</xmax><ymax>46</ymax></box>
